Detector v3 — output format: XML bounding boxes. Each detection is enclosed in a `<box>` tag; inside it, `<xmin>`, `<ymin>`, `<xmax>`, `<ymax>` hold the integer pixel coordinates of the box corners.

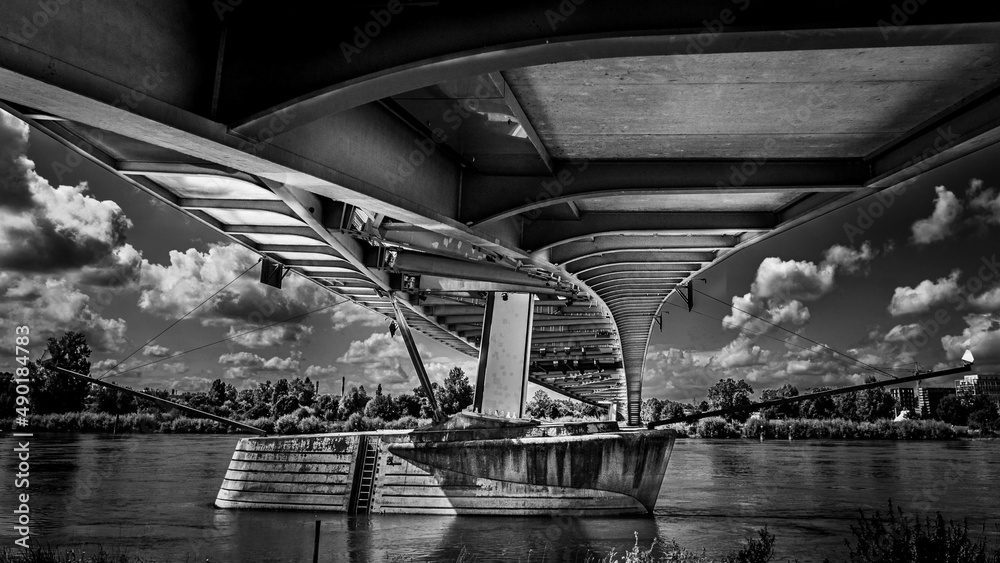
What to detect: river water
<box><xmin>1</xmin><ymin>434</ymin><xmax>997</xmax><ymax>562</ymax></box>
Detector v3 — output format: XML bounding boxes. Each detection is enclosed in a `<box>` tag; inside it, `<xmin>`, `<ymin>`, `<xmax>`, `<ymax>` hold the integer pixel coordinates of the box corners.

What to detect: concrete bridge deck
<box><xmin>3</xmin><ymin>2</ymin><xmax>1000</xmax><ymax>423</ymax></box>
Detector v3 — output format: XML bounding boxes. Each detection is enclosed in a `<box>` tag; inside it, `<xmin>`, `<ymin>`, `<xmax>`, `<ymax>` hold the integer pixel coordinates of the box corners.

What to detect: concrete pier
<box><xmin>216</xmin><ymin>414</ymin><xmax>675</xmax><ymax>516</ymax></box>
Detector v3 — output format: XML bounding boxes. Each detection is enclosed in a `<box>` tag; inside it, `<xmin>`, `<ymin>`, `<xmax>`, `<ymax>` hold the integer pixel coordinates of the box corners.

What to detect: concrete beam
<box><xmin>462</xmin><ymin>160</ymin><xmax>867</xmax><ymax>224</ymax></box>
<box><xmin>217</xmin><ymin>2</ymin><xmax>1000</xmax><ymax>134</ymax></box>
<box><xmin>523</xmin><ymin>213</ymin><xmax>777</xmax><ymax>252</ymax></box>
<box><xmin>546</xmin><ymin>235</ymin><xmax>738</xmax><ymax>265</ymax></box>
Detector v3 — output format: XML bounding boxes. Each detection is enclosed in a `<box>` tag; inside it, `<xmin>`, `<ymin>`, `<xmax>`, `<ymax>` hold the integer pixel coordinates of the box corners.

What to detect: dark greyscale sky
<box><xmin>2</xmin><ymin>109</ymin><xmax>999</xmax><ymax>403</ymax></box>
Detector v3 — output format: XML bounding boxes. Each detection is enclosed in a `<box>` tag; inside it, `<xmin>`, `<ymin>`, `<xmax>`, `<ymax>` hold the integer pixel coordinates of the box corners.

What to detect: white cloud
<box><xmin>143</xmin><ymin>344</ymin><xmax>170</xmax><ymax>357</ymax></box>
<box><xmin>887</xmin><ymin>270</ymin><xmax>961</xmax><ymax>316</ymax></box>
<box><xmin>967</xmin><ymin>178</ymin><xmax>1000</xmax><ymax>226</ymax></box>
<box><xmin>884</xmin><ymin>323</ymin><xmax>923</xmax><ymax>343</ymax></box>
<box><xmin>304</xmin><ymin>364</ymin><xmax>338</xmax><ymax>378</ymax></box>
<box><xmin>723</xmin><ymin>242</ymin><xmax>875</xmax><ymax>336</ymax></box>
<box><xmin>715</xmin><ymin>334</ymin><xmax>771</xmax><ymax>368</ymax></box>
<box><xmin>941</xmin><ymin>313</ymin><xmax>1000</xmax><ymax>366</ymax></box>
<box><xmin>159</xmin><ymin>362</ymin><xmax>190</xmax><ymax>374</ymax></box>
<box><xmin>911</xmin><ymin>185</ymin><xmax>962</xmax><ymax>244</ymax></box>
<box><xmin>822</xmin><ymin>242</ymin><xmax>875</xmax><ymax>274</ymax></box>
<box><xmin>0</xmin><ymin>273</ymin><xmax>129</xmax><ymax>353</ymax></box>
<box><xmin>968</xmin><ymin>285</ymin><xmax>1000</xmax><ymax>313</ymax></box>
<box><xmin>329</xmin><ymin>304</ymin><xmax>387</xmax><ymax>330</ymax></box>
<box><xmin>0</xmin><ymin>110</ymin><xmax>138</xmax><ymax>353</ymax></box>
<box><xmin>224</xmin><ymin>324</ymin><xmax>314</xmax><ymax>349</ymax></box>
<box><xmin>217</xmin><ymin>350</ymin><xmax>302</xmax><ymax>380</ymax></box>
<box><xmin>138</xmin><ymin>244</ymin><xmax>338</xmax><ymax>349</ymax></box>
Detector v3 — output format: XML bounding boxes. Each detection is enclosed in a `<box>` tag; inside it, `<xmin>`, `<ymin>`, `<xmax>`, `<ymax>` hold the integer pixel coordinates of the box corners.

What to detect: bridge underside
<box><xmin>3</xmin><ymin>2</ymin><xmax>1000</xmax><ymax>423</ymax></box>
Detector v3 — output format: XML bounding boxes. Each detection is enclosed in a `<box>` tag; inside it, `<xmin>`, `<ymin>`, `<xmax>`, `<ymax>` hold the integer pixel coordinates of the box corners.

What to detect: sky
<box><xmin>2</xmin><ymin>107</ymin><xmax>999</xmax><ymax>404</ymax></box>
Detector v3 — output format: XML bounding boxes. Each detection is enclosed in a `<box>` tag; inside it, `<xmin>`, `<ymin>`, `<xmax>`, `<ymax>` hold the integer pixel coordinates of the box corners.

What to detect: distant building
<box><xmin>915</xmin><ymin>385</ymin><xmax>955</xmax><ymax>418</ymax></box>
<box><xmin>890</xmin><ymin>387</ymin><xmax>915</xmax><ymax>413</ymax></box>
<box><xmin>955</xmin><ymin>373</ymin><xmax>1000</xmax><ymax>400</ymax></box>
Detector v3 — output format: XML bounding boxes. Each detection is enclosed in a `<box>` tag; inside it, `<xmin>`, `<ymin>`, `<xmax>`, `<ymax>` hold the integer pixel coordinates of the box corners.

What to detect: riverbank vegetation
<box><xmin>665</xmin><ymin>416</ymin><xmax>965</xmax><ymax>439</ymax></box>
<box><xmin>641</xmin><ymin>377</ymin><xmax>1000</xmax><ymax>438</ymax></box>
<box><xmin>3</xmin><ymin>504</ymin><xmax>996</xmax><ymax>562</ymax></box>
<box><xmin>3</xmin><ymin>332</ymin><xmax>997</xmax><ymax>437</ymax></box>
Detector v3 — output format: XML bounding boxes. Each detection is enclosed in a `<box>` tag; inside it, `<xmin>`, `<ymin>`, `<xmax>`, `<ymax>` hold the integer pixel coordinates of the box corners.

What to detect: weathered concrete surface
<box><xmin>389</xmin><ymin>429</ymin><xmax>675</xmax><ymax>513</ymax></box>
<box><xmin>216</xmin><ymin>420</ymin><xmax>674</xmax><ymax>515</ymax></box>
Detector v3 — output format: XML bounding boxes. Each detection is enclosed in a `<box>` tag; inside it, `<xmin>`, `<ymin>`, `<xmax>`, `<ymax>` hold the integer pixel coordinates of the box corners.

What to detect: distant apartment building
<box><xmin>915</xmin><ymin>385</ymin><xmax>955</xmax><ymax>418</ymax></box>
<box><xmin>889</xmin><ymin>387</ymin><xmax>915</xmax><ymax>414</ymax></box>
<box><xmin>955</xmin><ymin>373</ymin><xmax>1000</xmax><ymax>400</ymax></box>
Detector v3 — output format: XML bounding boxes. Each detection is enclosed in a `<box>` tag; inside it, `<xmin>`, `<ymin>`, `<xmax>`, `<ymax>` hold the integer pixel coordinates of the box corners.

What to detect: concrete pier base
<box><xmin>216</xmin><ymin>413</ymin><xmax>675</xmax><ymax>516</ymax></box>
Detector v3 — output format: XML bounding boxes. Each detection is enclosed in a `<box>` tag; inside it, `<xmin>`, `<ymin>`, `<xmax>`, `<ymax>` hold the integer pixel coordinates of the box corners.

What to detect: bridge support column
<box><xmin>607</xmin><ymin>402</ymin><xmax>619</xmax><ymax>422</ymax></box>
<box><xmin>473</xmin><ymin>292</ymin><xmax>534</xmax><ymax>418</ymax></box>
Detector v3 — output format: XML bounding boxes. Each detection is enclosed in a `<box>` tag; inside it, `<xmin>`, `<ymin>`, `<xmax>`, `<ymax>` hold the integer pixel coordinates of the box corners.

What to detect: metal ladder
<box><xmin>353</xmin><ymin>439</ymin><xmax>379</xmax><ymax>514</ymax></box>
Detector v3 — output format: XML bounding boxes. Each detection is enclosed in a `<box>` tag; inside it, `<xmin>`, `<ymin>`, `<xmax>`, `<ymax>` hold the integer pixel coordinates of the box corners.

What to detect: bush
<box><xmin>296</xmin><ymin>416</ymin><xmax>325</xmax><ymax>434</ymax></box>
<box><xmin>742</xmin><ymin>418</ymin><xmax>767</xmax><ymax>438</ymax></box>
<box><xmin>274</xmin><ymin>413</ymin><xmax>299</xmax><ymax>434</ymax></box>
<box><xmin>724</xmin><ymin>527</ymin><xmax>776</xmax><ymax>563</ymax></box>
<box><xmin>695</xmin><ymin>417</ymin><xmax>739</xmax><ymax>438</ymax></box>
<box><xmin>244</xmin><ymin>417</ymin><xmax>275</xmax><ymax>434</ymax></box>
<box><xmin>838</xmin><ymin>502</ymin><xmax>1000</xmax><ymax>563</ymax></box>
<box><xmin>384</xmin><ymin>416</ymin><xmax>426</xmax><ymax>430</ymax></box>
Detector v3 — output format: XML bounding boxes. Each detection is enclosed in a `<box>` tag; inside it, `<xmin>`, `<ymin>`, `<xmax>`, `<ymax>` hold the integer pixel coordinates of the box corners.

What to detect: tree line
<box><xmin>640</xmin><ymin>377</ymin><xmax>1000</xmax><ymax>431</ymax></box>
<box><xmin>0</xmin><ymin>331</ymin><xmax>477</xmax><ymax>427</ymax></box>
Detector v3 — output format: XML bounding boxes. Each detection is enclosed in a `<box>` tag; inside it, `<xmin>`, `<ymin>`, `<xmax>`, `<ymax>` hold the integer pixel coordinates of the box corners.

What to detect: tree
<box><xmin>640</xmin><ymin>397</ymin><xmax>663</xmax><ymax>423</ymax></box>
<box><xmin>799</xmin><ymin>387</ymin><xmax>836</xmax><ymax>419</ymax></box>
<box><xmin>364</xmin><ymin>384</ymin><xmax>400</xmax><ymax>420</ymax></box>
<box><xmin>707</xmin><ymin>378</ymin><xmax>754</xmax><ymax>422</ymax></box>
<box><xmin>438</xmin><ymin>367</ymin><xmax>474</xmax><ymax>415</ymax></box>
<box><xmin>32</xmin><ymin>332</ymin><xmax>92</xmax><ymax>414</ymax></box>
<box><xmin>526</xmin><ymin>389</ymin><xmax>559</xmax><ymax>419</ymax></box>
<box><xmin>337</xmin><ymin>385</ymin><xmax>370</xmax><ymax>419</ymax></box>
<box><xmin>393</xmin><ymin>393</ymin><xmax>422</xmax><ymax>418</ymax></box>
<box><xmin>88</xmin><ymin>386</ymin><xmax>137</xmax><ymax>416</ymax></box>
<box><xmin>208</xmin><ymin>379</ymin><xmax>229</xmax><ymax>407</ymax></box>
<box><xmin>760</xmin><ymin>384</ymin><xmax>800</xmax><ymax>419</ymax></box>
<box><xmin>935</xmin><ymin>394</ymin><xmax>968</xmax><ymax>425</ymax></box>
<box><xmin>272</xmin><ymin>395</ymin><xmax>300</xmax><ymax>417</ymax></box>
<box><xmin>413</xmin><ymin>381</ymin><xmax>441</xmax><ymax>419</ymax></box>
<box><xmin>662</xmin><ymin>401</ymin><xmax>686</xmax><ymax>420</ymax></box>
<box><xmin>856</xmin><ymin>384</ymin><xmax>896</xmax><ymax>422</ymax></box>
<box><xmin>967</xmin><ymin>395</ymin><xmax>999</xmax><ymax>432</ymax></box>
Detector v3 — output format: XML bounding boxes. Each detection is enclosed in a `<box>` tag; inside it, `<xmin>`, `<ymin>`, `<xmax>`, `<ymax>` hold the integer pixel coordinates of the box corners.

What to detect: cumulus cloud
<box><xmin>715</xmin><ymin>334</ymin><xmax>771</xmax><ymax>368</ymax></box>
<box><xmin>941</xmin><ymin>313</ymin><xmax>1000</xmax><ymax>367</ymax></box>
<box><xmin>224</xmin><ymin>324</ymin><xmax>314</xmax><ymax>349</ymax></box>
<box><xmin>911</xmin><ymin>185</ymin><xmax>962</xmax><ymax>244</ymax></box>
<box><xmin>217</xmin><ymin>350</ymin><xmax>303</xmax><ymax>380</ymax></box>
<box><xmin>330</xmin><ymin>304</ymin><xmax>387</xmax><ymax>330</ymax></box>
<box><xmin>335</xmin><ymin>333</ymin><xmax>476</xmax><ymax>393</ymax></box>
<box><xmin>0</xmin><ymin>273</ymin><xmax>129</xmax><ymax>352</ymax></box>
<box><xmin>968</xmin><ymin>285</ymin><xmax>1000</xmax><ymax>313</ymax></box>
<box><xmin>139</xmin><ymin>244</ymin><xmax>338</xmax><ymax>348</ymax></box>
<box><xmin>159</xmin><ymin>362</ymin><xmax>190</xmax><ymax>374</ymax></box>
<box><xmin>884</xmin><ymin>323</ymin><xmax>923</xmax><ymax>343</ymax></box>
<box><xmin>887</xmin><ymin>270</ymin><xmax>961</xmax><ymax>316</ymax></box>
<box><xmin>0</xmin><ymin>111</ymin><xmax>140</xmax><ymax>279</ymax></box>
<box><xmin>909</xmin><ymin>180</ymin><xmax>1000</xmax><ymax>244</ymax></box>
<box><xmin>724</xmin><ymin>242</ymin><xmax>876</xmax><ymax>336</ymax></box>
<box><xmin>967</xmin><ymin>178</ymin><xmax>1000</xmax><ymax>227</ymax></box>
<box><xmin>0</xmin><ymin>110</ymin><xmax>139</xmax><ymax>352</ymax></box>
<box><xmin>304</xmin><ymin>364</ymin><xmax>338</xmax><ymax>378</ymax></box>
<box><xmin>143</xmin><ymin>344</ymin><xmax>170</xmax><ymax>357</ymax></box>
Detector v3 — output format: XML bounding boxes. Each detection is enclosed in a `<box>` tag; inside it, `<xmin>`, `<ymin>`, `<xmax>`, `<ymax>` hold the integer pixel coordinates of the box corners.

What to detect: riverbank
<box><xmin>0</xmin><ymin>411</ymin><xmax>429</xmax><ymax>434</ymax></box>
<box><xmin>0</xmin><ymin>412</ymin><xmax>987</xmax><ymax>439</ymax></box>
<box><xmin>667</xmin><ymin>417</ymin><xmax>976</xmax><ymax>439</ymax></box>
